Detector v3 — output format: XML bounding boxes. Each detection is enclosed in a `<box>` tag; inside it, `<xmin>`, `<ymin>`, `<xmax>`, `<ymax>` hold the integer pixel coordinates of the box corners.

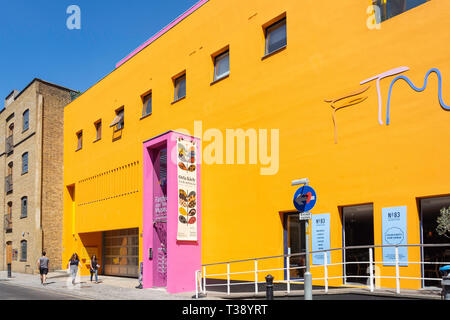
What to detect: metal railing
<box><xmin>195</xmin><ymin>243</ymin><xmax>450</xmax><ymax>298</ymax></box>
<box><xmin>5</xmin><ymin>135</ymin><xmax>13</xmax><ymax>154</ymax></box>
<box><xmin>4</xmin><ymin>213</ymin><xmax>12</xmax><ymax>232</ymax></box>
<box><xmin>5</xmin><ymin>174</ymin><xmax>13</xmax><ymax>193</ymax></box>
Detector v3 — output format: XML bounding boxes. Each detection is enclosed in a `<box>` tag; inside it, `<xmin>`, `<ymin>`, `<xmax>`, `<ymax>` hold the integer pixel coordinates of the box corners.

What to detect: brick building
<box><xmin>1</xmin><ymin>79</ymin><xmax>77</xmax><ymax>274</ymax></box>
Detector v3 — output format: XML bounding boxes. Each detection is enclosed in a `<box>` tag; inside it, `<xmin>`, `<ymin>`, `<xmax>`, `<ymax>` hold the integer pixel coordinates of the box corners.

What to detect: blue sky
<box><xmin>0</xmin><ymin>0</ymin><xmax>199</xmax><ymax>109</ymax></box>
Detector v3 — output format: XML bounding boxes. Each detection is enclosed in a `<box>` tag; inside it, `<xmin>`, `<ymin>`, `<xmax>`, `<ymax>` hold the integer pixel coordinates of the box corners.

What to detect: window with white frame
<box><xmin>214</xmin><ymin>50</ymin><xmax>230</xmax><ymax>81</ymax></box>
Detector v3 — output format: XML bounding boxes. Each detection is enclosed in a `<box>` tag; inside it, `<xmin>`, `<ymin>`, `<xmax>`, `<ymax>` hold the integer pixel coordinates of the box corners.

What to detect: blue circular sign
<box><xmin>293</xmin><ymin>185</ymin><xmax>317</xmax><ymax>213</ymax></box>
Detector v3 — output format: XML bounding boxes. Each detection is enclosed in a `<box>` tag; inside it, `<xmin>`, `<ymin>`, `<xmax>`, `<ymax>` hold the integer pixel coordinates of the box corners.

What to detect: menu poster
<box><xmin>177</xmin><ymin>137</ymin><xmax>198</xmax><ymax>241</ymax></box>
<box><xmin>311</xmin><ymin>213</ymin><xmax>331</xmax><ymax>265</ymax></box>
<box><xmin>382</xmin><ymin>206</ymin><xmax>408</xmax><ymax>266</ymax></box>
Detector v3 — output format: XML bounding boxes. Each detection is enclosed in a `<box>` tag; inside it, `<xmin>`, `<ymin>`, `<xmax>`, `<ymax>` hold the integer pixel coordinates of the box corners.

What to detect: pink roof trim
<box><xmin>115</xmin><ymin>0</ymin><xmax>210</xmax><ymax>68</ymax></box>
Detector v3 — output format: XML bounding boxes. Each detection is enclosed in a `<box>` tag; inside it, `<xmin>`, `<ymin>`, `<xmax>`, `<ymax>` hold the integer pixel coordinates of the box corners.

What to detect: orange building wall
<box><xmin>63</xmin><ymin>0</ymin><xmax>450</xmax><ymax>288</ymax></box>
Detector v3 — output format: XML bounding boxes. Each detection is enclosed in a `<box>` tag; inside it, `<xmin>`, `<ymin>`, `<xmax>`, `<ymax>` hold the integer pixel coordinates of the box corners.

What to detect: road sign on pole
<box><xmin>293</xmin><ymin>185</ymin><xmax>317</xmax><ymax>213</ymax></box>
<box><xmin>292</xmin><ymin>183</ymin><xmax>317</xmax><ymax>301</ymax></box>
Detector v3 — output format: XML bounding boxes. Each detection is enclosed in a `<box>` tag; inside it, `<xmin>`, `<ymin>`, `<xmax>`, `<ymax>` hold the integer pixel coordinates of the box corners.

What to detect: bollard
<box><xmin>7</xmin><ymin>264</ymin><xmax>12</xmax><ymax>278</ymax></box>
<box><xmin>440</xmin><ymin>266</ymin><xmax>450</xmax><ymax>300</ymax></box>
<box><xmin>265</xmin><ymin>274</ymin><xmax>274</xmax><ymax>300</ymax></box>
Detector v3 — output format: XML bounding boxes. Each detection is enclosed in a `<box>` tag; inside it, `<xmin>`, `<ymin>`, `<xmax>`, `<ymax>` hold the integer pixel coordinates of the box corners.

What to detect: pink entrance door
<box><xmin>152</xmin><ymin>147</ymin><xmax>168</xmax><ymax>287</ymax></box>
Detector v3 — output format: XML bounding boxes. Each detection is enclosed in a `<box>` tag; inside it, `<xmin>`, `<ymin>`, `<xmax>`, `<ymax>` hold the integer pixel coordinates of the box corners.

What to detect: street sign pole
<box><xmin>304</xmin><ymin>217</ymin><xmax>312</xmax><ymax>300</ymax></box>
<box><xmin>292</xmin><ymin>182</ymin><xmax>316</xmax><ymax>301</ymax></box>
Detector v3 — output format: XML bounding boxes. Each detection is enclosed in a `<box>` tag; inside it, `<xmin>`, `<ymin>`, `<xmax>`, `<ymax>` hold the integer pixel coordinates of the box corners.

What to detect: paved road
<box><xmin>0</xmin><ymin>281</ymin><xmax>86</xmax><ymax>300</ymax></box>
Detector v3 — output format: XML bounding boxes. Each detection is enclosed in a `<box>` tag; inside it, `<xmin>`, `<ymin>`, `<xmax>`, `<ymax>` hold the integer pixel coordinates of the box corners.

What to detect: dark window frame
<box><xmin>22</xmin><ymin>152</ymin><xmax>29</xmax><ymax>175</ymax></box>
<box><xmin>112</xmin><ymin>107</ymin><xmax>125</xmax><ymax>132</ymax></box>
<box><xmin>173</xmin><ymin>73</ymin><xmax>187</xmax><ymax>103</ymax></box>
<box><xmin>21</xmin><ymin>196</ymin><xmax>28</xmax><ymax>219</ymax></box>
<box><xmin>76</xmin><ymin>130</ymin><xmax>83</xmax><ymax>151</ymax></box>
<box><xmin>372</xmin><ymin>0</ymin><xmax>430</xmax><ymax>23</ymax></box>
<box><xmin>23</xmin><ymin>109</ymin><xmax>30</xmax><ymax>132</ymax></box>
<box><xmin>94</xmin><ymin>120</ymin><xmax>102</xmax><ymax>142</ymax></box>
<box><xmin>142</xmin><ymin>92</ymin><xmax>152</xmax><ymax>118</ymax></box>
<box><xmin>20</xmin><ymin>240</ymin><xmax>27</xmax><ymax>262</ymax></box>
<box><xmin>264</xmin><ymin>16</ymin><xmax>287</xmax><ymax>57</ymax></box>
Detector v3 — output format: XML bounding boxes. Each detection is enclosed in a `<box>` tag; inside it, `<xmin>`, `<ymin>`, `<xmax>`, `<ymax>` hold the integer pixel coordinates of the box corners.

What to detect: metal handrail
<box><xmin>195</xmin><ymin>243</ymin><xmax>450</xmax><ymax>298</ymax></box>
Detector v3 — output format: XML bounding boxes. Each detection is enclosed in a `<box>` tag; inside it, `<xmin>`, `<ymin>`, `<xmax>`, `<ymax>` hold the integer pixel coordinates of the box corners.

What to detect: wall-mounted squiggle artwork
<box><xmin>386</xmin><ymin>68</ymin><xmax>450</xmax><ymax>125</ymax></box>
<box><xmin>360</xmin><ymin>67</ymin><xmax>410</xmax><ymax>125</ymax></box>
<box><xmin>325</xmin><ymin>85</ymin><xmax>370</xmax><ymax>144</ymax></box>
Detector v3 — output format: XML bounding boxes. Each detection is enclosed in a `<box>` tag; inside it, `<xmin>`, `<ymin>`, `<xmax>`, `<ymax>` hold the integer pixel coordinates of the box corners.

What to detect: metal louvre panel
<box><xmin>103</xmin><ymin>228</ymin><xmax>139</xmax><ymax>278</ymax></box>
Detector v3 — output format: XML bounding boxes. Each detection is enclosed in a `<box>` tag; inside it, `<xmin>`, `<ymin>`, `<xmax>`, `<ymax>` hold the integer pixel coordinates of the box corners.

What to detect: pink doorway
<box><xmin>142</xmin><ymin>131</ymin><xmax>201</xmax><ymax>293</ymax></box>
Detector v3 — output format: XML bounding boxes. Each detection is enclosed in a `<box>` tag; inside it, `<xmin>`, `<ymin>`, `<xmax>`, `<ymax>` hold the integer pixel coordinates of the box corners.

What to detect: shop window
<box><xmin>142</xmin><ymin>92</ymin><xmax>152</xmax><ymax>118</ymax></box>
<box><xmin>22</xmin><ymin>152</ymin><xmax>28</xmax><ymax>174</ymax></box>
<box><xmin>213</xmin><ymin>49</ymin><xmax>230</xmax><ymax>82</ymax></box>
<box><xmin>173</xmin><ymin>73</ymin><xmax>186</xmax><ymax>103</ymax></box>
<box><xmin>373</xmin><ymin>0</ymin><xmax>429</xmax><ymax>22</ymax></box>
<box><xmin>110</xmin><ymin>107</ymin><xmax>125</xmax><ymax>131</ymax></box>
<box><xmin>264</xmin><ymin>16</ymin><xmax>287</xmax><ymax>57</ymax></box>
<box><xmin>20</xmin><ymin>240</ymin><xmax>27</xmax><ymax>262</ymax></box>
<box><xmin>76</xmin><ymin>131</ymin><xmax>83</xmax><ymax>151</ymax></box>
<box><xmin>21</xmin><ymin>196</ymin><xmax>28</xmax><ymax>219</ymax></box>
<box><xmin>23</xmin><ymin>110</ymin><xmax>29</xmax><ymax>132</ymax></box>
<box><xmin>420</xmin><ymin>196</ymin><xmax>450</xmax><ymax>287</ymax></box>
<box><xmin>94</xmin><ymin>120</ymin><xmax>102</xmax><ymax>141</ymax></box>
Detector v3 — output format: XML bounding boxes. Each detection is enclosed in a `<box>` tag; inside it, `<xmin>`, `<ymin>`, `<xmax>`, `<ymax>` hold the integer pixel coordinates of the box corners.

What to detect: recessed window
<box><xmin>142</xmin><ymin>93</ymin><xmax>152</xmax><ymax>117</ymax></box>
<box><xmin>20</xmin><ymin>240</ymin><xmax>27</xmax><ymax>262</ymax></box>
<box><xmin>6</xmin><ymin>162</ymin><xmax>13</xmax><ymax>194</ymax></box>
<box><xmin>6</xmin><ymin>202</ymin><xmax>12</xmax><ymax>232</ymax></box>
<box><xmin>22</xmin><ymin>152</ymin><xmax>28</xmax><ymax>174</ymax></box>
<box><xmin>8</xmin><ymin>123</ymin><xmax>14</xmax><ymax>137</ymax></box>
<box><xmin>264</xmin><ymin>17</ymin><xmax>287</xmax><ymax>56</ymax></box>
<box><xmin>23</xmin><ymin>110</ymin><xmax>29</xmax><ymax>132</ymax></box>
<box><xmin>110</xmin><ymin>107</ymin><xmax>125</xmax><ymax>131</ymax></box>
<box><xmin>21</xmin><ymin>196</ymin><xmax>28</xmax><ymax>219</ymax></box>
<box><xmin>173</xmin><ymin>73</ymin><xmax>186</xmax><ymax>102</ymax></box>
<box><xmin>94</xmin><ymin>120</ymin><xmax>102</xmax><ymax>141</ymax></box>
<box><xmin>76</xmin><ymin>131</ymin><xmax>83</xmax><ymax>150</ymax></box>
<box><xmin>373</xmin><ymin>0</ymin><xmax>429</xmax><ymax>22</ymax></box>
<box><xmin>214</xmin><ymin>50</ymin><xmax>230</xmax><ymax>82</ymax></box>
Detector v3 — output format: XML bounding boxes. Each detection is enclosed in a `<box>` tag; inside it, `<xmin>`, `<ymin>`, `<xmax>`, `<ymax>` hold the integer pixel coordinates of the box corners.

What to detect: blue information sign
<box><xmin>311</xmin><ymin>213</ymin><xmax>331</xmax><ymax>265</ymax></box>
<box><xmin>382</xmin><ymin>206</ymin><xmax>408</xmax><ymax>266</ymax></box>
<box><xmin>293</xmin><ymin>185</ymin><xmax>317</xmax><ymax>213</ymax></box>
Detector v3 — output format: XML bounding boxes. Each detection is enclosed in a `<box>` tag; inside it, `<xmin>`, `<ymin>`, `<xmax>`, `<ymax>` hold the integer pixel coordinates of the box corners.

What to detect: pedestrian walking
<box><xmin>89</xmin><ymin>254</ymin><xmax>100</xmax><ymax>283</ymax></box>
<box><xmin>136</xmin><ymin>261</ymin><xmax>143</xmax><ymax>289</ymax></box>
<box><xmin>67</xmin><ymin>253</ymin><xmax>83</xmax><ymax>285</ymax></box>
<box><xmin>37</xmin><ymin>251</ymin><xmax>49</xmax><ymax>285</ymax></box>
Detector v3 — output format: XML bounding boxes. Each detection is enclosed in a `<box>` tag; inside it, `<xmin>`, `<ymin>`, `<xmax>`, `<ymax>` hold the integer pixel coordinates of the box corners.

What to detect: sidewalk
<box><xmin>0</xmin><ymin>271</ymin><xmax>214</xmax><ymax>300</ymax></box>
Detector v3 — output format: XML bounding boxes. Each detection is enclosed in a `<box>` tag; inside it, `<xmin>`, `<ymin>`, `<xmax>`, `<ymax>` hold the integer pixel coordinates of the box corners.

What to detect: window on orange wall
<box><xmin>110</xmin><ymin>107</ymin><xmax>125</xmax><ymax>131</ymax></box>
<box><xmin>173</xmin><ymin>73</ymin><xmax>186</xmax><ymax>102</ymax></box>
<box><xmin>264</xmin><ymin>17</ymin><xmax>287</xmax><ymax>56</ymax></box>
<box><xmin>142</xmin><ymin>92</ymin><xmax>152</xmax><ymax>117</ymax></box>
<box><xmin>76</xmin><ymin>130</ymin><xmax>83</xmax><ymax>150</ymax></box>
<box><xmin>213</xmin><ymin>50</ymin><xmax>230</xmax><ymax>81</ymax></box>
<box><xmin>94</xmin><ymin>120</ymin><xmax>102</xmax><ymax>141</ymax></box>
<box><xmin>372</xmin><ymin>0</ymin><xmax>429</xmax><ymax>22</ymax></box>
